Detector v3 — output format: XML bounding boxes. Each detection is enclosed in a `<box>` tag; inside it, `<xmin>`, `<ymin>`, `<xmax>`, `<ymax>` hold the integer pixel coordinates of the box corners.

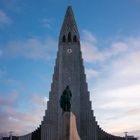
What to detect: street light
<box><xmin>9</xmin><ymin>131</ymin><xmax>14</xmax><ymax>140</ymax></box>
<box><xmin>125</xmin><ymin>132</ymin><xmax>128</xmax><ymax>140</ymax></box>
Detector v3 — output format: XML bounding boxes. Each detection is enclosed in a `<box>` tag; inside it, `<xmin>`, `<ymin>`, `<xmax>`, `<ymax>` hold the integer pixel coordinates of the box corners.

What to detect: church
<box><xmin>1</xmin><ymin>6</ymin><xmax>137</xmax><ymax>140</ymax></box>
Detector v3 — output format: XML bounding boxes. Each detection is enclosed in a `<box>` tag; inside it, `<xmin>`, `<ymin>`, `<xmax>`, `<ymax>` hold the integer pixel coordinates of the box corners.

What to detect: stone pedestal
<box><xmin>59</xmin><ymin>112</ymin><xmax>81</xmax><ymax>140</ymax></box>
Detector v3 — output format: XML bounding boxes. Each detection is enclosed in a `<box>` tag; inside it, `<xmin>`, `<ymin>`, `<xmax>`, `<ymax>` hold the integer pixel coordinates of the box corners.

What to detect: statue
<box><xmin>60</xmin><ymin>86</ymin><xmax>72</xmax><ymax>112</ymax></box>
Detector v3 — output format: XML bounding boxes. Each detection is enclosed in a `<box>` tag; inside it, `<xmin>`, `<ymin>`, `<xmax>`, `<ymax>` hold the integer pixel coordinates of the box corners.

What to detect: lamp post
<box><xmin>9</xmin><ymin>131</ymin><xmax>13</xmax><ymax>140</ymax></box>
<box><xmin>125</xmin><ymin>132</ymin><xmax>128</xmax><ymax>140</ymax></box>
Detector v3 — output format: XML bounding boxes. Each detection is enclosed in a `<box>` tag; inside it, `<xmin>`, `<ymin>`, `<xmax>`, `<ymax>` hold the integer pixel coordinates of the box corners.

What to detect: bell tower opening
<box><xmin>73</xmin><ymin>35</ymin><xmax>77</xmax><ymax>42</ymax></box>
<box><xmin>68</xmin><ymin>32</ymin><xmax>72</xmax><ymax>42</ymax></box>
<box><xmin>62</xmin><ymin>35</ymin><xmax>66</xmax><ymax>42</ymax></box>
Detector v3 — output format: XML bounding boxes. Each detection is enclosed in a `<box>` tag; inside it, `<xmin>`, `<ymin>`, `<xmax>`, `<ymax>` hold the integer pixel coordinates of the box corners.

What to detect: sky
<box><xmin>0</xmin><ymin>0</ymin><xmax>140</xmax><ymax>138</ymax></box>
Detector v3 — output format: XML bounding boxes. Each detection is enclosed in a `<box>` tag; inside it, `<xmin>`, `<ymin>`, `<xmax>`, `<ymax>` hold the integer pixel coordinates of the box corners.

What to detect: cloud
<box><xmin>0</xmin><ymin>68</ymin><xmax>23</xmax><ymax>87</ymax></box>
<box><xmin>0</xmin><ymin>109</ymin><xmax>38</xmax><ymax>135</ymax></box>
<box><xmin>0</xmin><ymin>91</ymin><xmax>48</xmax><ymax>136</ymax></box>
<box><xmin>126</xmin><ymin>108</ymin><xmax>140</xmax><ymax>116</ymax></box>
<box><xmin>0</xmin><ymin>91</ymin><xmax>19</xmax><ymax>107</ymax></box>
<box><xmin>1</xmin><ymin>0</ymin><xmax>23</xmax><ymax>13</ymax></box>
<box><xmin>83</xmin><ymin>32</ymin><xmax>140</xmax><ymax>136</ymax></box>
<box><xmin>82</xmin><ymin>30</ymin><xmax>97</xmax><ymax>43</ymax></box>
<box><xmin>2</xmin><ymin>37</ymin><xmax>57</xmax><ymax>60</ymax></box>
<box><xmin>85</xmin><ymin>68</ymin><xmax>98</xmax><ymax>79</ymax></box>
<box><xmin>111</xmin><ymin>42</ymin><xmax>128</xmax><ymax>54</ymax></box>
<box><xmin>81</xmin><ymin>42</ymin><xmax>104</xmax><ymax>62</ymax></box>
<box><xmin>31</xmin><ymin>94</ymin><xmax>48</xmax><ymax>107</ymax></box>
<box><xmin>41</xmin><ymin>18</ymin><xmax>53</xmax><ymax>29</ymax></box>
<box><xmin>81</xmin><ymin>30</ymin><xmax>105</xmax><ymax>62</ymax></box>
<box><xmin>81</xmin><ymin>30</ymin><xmax>129</xmax><ymax>63</ymax></box>
<box><xmin>0</xmin><ymin>10</ymin><xmax>12</xmax><ymax>26</ymax></box>
<box><xmin>0</xmin><ymin>78</ymin><xmax>21</xmax><ymax>86</ymax></box>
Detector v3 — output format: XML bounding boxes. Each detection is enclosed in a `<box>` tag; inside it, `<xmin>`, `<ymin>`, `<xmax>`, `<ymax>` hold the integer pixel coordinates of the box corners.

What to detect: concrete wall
<box><xmin>18</xmin><ymin>133</ymin><xmax>31</xmax><ymax>140</ymax></box>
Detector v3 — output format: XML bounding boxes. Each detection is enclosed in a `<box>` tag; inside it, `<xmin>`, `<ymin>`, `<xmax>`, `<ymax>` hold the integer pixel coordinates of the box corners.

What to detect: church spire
<box><xmin>59</xmin><ymin>6</ymin><xmax>80</xmax><ymax>44</ymax></box>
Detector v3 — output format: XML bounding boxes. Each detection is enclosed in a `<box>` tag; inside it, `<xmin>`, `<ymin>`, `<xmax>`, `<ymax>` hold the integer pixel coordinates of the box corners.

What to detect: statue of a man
<box><xmin>60</xmin><ymin>86</ymin><xmax>72</xmax><ymax>112</ymax></box>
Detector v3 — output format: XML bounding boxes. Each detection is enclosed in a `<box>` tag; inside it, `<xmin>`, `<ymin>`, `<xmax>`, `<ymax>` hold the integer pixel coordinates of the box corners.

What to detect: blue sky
<box><xmin>0</xmin><ymin>0</ymin><xmax>140</xmax><ymax>138</ymax></box>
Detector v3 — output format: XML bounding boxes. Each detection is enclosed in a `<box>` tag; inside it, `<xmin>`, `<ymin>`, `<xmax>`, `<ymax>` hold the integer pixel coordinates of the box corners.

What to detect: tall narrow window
<box><xmin>73</xmin><ymin>35</ymin><xmax>77</xmax><ymax>42</ymax></box>
<box><xmin>68</xmin><ymin>32</ymin><xmax>71</xmax><ymax>42</ymax></box>
<box><xmin>62</xmin><ymin>35</ymin><xmax>66</xmax><ymax>42</ymax></box>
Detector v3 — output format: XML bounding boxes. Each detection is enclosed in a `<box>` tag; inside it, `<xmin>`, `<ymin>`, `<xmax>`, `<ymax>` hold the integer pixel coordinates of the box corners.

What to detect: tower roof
<box><xmin>59</xmin><ymin>6</ymin><xmax>79</xmax><ymax>40</ymax></box>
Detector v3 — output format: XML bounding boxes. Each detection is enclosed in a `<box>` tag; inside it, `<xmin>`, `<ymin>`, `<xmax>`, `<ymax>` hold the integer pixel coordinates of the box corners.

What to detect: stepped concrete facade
<box><xmin>2</xmin><ymin>6</ymin><xmax>137</xmax><ymax>140</ymax></box>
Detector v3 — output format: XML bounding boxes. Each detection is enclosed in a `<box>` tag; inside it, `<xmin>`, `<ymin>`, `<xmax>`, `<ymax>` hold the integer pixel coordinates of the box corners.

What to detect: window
<box><xmin>68</xmin><ymin>32</ymin><xmax>71</xmax><ymax>42</ymax></box>
<box><xmin>62</xmin><ymin>35</ymin><xmax>66</xmax><ymax>42</ymax></box>
<box><xmin>73</xmin><ymin>35</ymin><xmax>77</xmax><ymax>42</ymax></box>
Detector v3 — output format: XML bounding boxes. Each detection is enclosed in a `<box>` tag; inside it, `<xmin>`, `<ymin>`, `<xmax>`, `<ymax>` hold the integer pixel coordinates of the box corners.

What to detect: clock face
<box><xmin>67</xmin><ymin>48</ymin><xmax>72</xmax><ymax>53</ymax></box>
